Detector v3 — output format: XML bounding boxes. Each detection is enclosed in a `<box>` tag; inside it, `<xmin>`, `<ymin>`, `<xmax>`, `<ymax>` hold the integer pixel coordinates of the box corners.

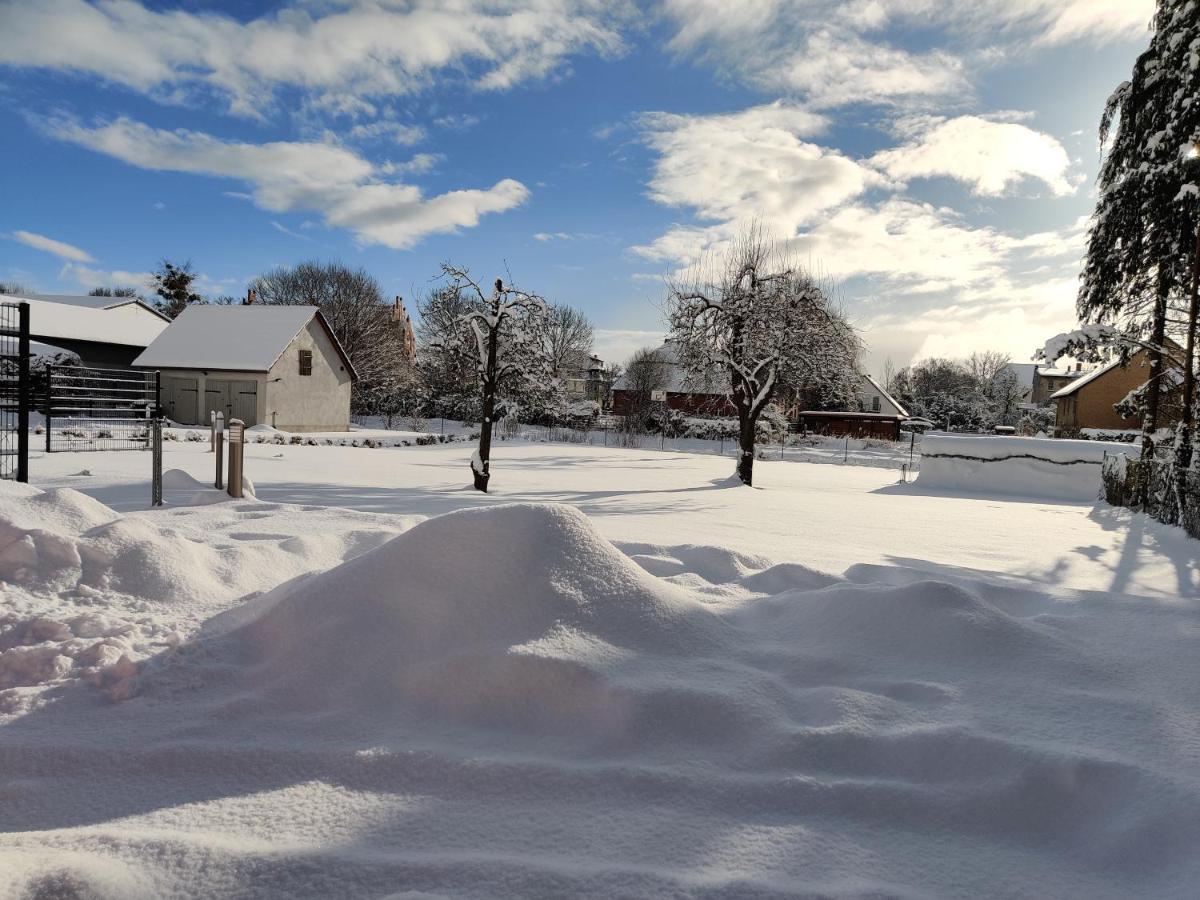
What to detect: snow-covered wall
<box><xmin>916</xmin><ymin>435</ymin><xmax>1134</xmax><ymax>501</ymax></box>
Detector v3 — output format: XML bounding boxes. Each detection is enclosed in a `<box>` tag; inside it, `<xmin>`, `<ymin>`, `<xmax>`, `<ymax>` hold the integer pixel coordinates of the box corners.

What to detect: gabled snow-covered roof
<box><xmin>132</xmin><ymin>304</ymin><xmax>357</xmax><ymax>378</ymax></box>
<box><xmin>8</xmin><ymin>294</ymin><xmax>169</xmax><ymax>348</ymax></box>
<box><xmin>25</xmin><ymin>293</ymin><xmax>170</xmax><ymax>321</ymax></box>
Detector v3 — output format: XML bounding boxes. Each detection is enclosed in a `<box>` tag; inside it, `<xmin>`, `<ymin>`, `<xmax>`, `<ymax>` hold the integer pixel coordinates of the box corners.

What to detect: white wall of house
<box><xmin>263</xmin><ymin>318</ymin><xmax>352</xmax><ymax>432</ymax></box>
<box><xmin>859</xmin><ymin>375</ymin><xmax>906</xmax><ymax>416</ymax></box>
<box><xmin>155</xmin><ymin>321</ymin><xmax>351</xmax><ymax>431</ymax></box>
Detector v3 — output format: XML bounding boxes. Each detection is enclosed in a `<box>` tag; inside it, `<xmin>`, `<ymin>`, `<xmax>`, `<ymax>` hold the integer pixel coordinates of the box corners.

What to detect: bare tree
<box><xmin>0</xmin><ymin>282</ymin><xmax>31</xmax><ymax>296</ymax></box>
<box><xmin>435</xmin><ymin>264</ymin><xmax>551</xmax><ymax>492</ymax></box>
<box><xmin>250</xmin><ymin>260</ymin><xmax>413</xmax><ymax>414</ymax></box>
<box><xmin>543</xmin><ymin>303</ymin><xmax>595</xmax><ymax>377</ymax></box>
<box><xmin>621</xmin><ymin>347</ymin><xmax>671</xmax><ymax>432</ymax></box>
<box><xmin>668</xmin><ymin>225</ymin><xmax>860</xmax><ymax>486</ymax></box>
<box><xmin>965</xmin><ymin>350</ymin><xmax>1011</xmax><ymax>387</ymax></box>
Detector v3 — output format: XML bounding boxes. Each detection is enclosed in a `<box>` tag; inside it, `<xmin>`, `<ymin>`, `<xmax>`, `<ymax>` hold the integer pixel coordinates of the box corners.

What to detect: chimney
<box><xmin>244</xmin><ymin>288</ymin><xmax>256</xmax><ymax>305</ymax></box>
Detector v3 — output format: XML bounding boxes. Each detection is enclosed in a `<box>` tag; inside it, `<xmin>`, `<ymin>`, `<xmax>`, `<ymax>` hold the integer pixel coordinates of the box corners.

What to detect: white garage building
<box><xmin>133</xmin><ymin>305</ymin><xmax>357</xmax><ymax>432</ymax></box>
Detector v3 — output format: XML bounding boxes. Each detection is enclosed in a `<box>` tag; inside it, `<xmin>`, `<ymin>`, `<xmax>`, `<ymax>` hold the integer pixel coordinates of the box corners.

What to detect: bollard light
<box><xmin>227</xmin><ymin>418</ymin><xmax>245</xmax><ymax>498</ymax></box>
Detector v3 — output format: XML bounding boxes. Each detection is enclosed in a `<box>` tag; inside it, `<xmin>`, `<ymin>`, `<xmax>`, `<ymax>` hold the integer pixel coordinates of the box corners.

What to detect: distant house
<box><xmin>1050</xmin><ymin>345</ymin><xmax>1183</xmax><ymax>436</ymax></box>
<box><xmin>133</xmin><ymin>305</ymin><xmax>357</xmax><ymax>432</ymax></box>
<box><xmin>1006</xmin><ymin>362</ymin><xmax>1086</xmax><ymax>407</ymax></box>
<box><xmin>610</xmin><ymin>342</ymin><xmax>733</xmax><ymax>416</ymax></box>
<box><xmin>9</xmin><ymin>293</ymin><xmax>169</xmax><ymax>367</ymax></box>
<box><xmin>796</xmin><ymin>374</ymin><xmax>909</xmax><ymax>440</ymax></box>
<box><xmin>561</xmin><ymin>353</ymin><xmax>608</xmax><ymax>403</ymax></box>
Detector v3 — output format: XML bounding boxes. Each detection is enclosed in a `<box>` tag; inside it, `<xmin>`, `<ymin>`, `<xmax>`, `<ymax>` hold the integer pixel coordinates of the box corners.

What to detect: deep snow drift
<box><xmin>3</xmin><ymin>492</ymin><xmax>1200</xmax><ymax>898</ymax></box>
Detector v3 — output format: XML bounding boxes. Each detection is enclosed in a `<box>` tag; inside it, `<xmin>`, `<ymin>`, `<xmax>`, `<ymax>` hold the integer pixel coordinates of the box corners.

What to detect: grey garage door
<box><xmin>205</xmin><ymin>380</ymin><xmax>258</xmax><ymax>425</ymax></box>
<box><xmin>162</xmin><ymin>376</ymin><xmax>199</xmax><ymax>425</ymax></box>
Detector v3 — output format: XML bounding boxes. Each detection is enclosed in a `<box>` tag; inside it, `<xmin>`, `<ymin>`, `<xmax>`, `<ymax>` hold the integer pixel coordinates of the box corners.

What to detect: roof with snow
<box><xmin>132</xmin><ymin>304</ymin><xmax>357</xmax><ymax>378</ymax></box>
<box><xmin>9</xmin><ymin>294</ymin><xmax>169</xmax><ymax>348</ymax></box>
<box><xmin>23</xmin><ymin>293</ymin><xmax>168</xmax><ymax>319</ymax></box>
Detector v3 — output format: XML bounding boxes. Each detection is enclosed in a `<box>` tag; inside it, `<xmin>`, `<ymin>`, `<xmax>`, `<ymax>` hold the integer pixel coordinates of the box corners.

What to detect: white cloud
<box><xmin>534</xmin><ymin>232</ymin><xmax>573</xmax><ymax>242</ymax></box>
<box><xmin>0</xmin><ymin>0</ymin><xmax>632</xmax><ymax>118</ymax></box>
<box><xmin>636</xmin><ymin>102</ymin><xmax>882</xmax><ymax>245</ymax></box>
<box><xmin>592</xmin><ymin>328</ymin><xmax>667</xmax><ymax>366</ymax></box>
<box><xmin>631</xmin><ymin>104</ymin><xmax>1090</xmax><ymax>364</ymax></box>
<box><xmin>384</xmin><ymin>153</ymin><xmax>442</xmax><ymax>176</ymax></box>
<box><xmin>59</xmin><ymin>263</ymin><xmax>153</xmax><ymax>292</ymax></box>
<box><xmin>345</xmin><ymin>120</ymin><xmax>427</xmax><ymax>146</ymax></box>
<box><xmin>9</xmin><ymin>229</ymin><xmax>94</xmax><ymax>262</ymax></box>
<box><xmin>45</xmin><ymin>116</ymin><xmax>529</xmax><ymax>249</ymax></box>
<box><xmin>872</xmin><ymin>115</ymin><xmax>1075</xmax><ymax>196</ymax></box>
<box><xmin>660</xmin><ymin>0</ymin><xmax>1151</xmax><ymax>108</ymax></box>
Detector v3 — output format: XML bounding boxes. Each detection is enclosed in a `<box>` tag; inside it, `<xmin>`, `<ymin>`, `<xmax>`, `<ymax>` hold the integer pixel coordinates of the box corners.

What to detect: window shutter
<box><xmin>298</xmin><ymin>349</ymin><xmax>313</xmax><ymax>376</ymax></box>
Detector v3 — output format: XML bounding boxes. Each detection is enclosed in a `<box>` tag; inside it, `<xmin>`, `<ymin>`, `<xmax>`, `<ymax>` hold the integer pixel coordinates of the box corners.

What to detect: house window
<box><xmin>871</xmin><ymin>396</ymin><xmax>881</xmax><ymax>412</ymax></box>
<box><xmin>298</xmin><ymin>349</ymin><xmax>312</xmax><ymax>376</ymax></box>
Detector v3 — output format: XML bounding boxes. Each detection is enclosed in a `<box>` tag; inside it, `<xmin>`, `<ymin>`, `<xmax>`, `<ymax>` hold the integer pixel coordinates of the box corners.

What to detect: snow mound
<box><xmin>620</xmin><ymin>540</ymin><xmax>839</xmax><ymax>596</ymax></box>
<box><xmin>222</xmin><ymin>503</ymin><xmax>729</xmax><ymax>728</ymax></box>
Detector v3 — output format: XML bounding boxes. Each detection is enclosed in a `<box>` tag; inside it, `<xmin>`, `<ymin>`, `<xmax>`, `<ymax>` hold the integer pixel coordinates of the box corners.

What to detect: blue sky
<box><xmin>0</xmin><ymin>0</ymin><xmax>1154</xmax><ymax>371</ymax></box>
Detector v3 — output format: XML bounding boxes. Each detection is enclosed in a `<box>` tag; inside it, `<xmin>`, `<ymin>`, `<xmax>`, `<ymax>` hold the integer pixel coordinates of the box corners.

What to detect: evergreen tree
<box><xmin>1079</xmin><ymin>1</ymin><xmax>1200</xmax><ymax>497</ymax></box>
<box><xmin>152</xmin><ymin>260</ymin><xmax>202</xmax><ymax>319</ymax></box>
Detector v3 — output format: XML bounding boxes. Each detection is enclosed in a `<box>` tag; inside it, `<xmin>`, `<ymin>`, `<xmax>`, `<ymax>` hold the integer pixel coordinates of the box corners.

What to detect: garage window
<box><xmin>298</xmin><ymin>349</ymin><xmax>312</xmax><ymax>376</ymax></box>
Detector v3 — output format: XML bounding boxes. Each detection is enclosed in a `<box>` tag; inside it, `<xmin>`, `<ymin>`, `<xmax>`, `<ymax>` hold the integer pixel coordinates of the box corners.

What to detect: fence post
<box><xmin>214</xmin><ymin>419</ymin><xmax>225</xmax><ymax>490</ymax></box>
<box><xmin>844</xmin><ymin>435</ymin><xmax>849</xmax><ymax>463</ymax></box>
<box><xmin>151</xmin><ymin>418</ymin><xmax>163</xmax><ymax>507</ymax></box>
<box><xmin>45</xmin><ymin>365</ymin><xmax>53</xmax><ymax>454</ymax></box>
<box><xmin>16</xmin><ymin>302</ymin><xmax>29</xmax><ymax>482</ymax></box>
<box><xmin>227</xmin><ymin>418</ymin><xmax>244</xmax><ymax>498</ymax></box>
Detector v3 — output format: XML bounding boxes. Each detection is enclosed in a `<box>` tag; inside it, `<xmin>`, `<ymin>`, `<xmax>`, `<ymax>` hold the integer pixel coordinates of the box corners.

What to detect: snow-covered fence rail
<box><xmin>916</xmin><ymin>435</ymin><xmax>1134</xmax><ymax>501</ymax></box>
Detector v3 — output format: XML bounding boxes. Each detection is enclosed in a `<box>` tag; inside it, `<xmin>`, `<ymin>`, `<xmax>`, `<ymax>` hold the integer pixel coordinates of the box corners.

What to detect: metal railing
<box><xmin>0</xmin><ymin>301</ymin><xmax>30</xmax><ymax>481</ymax></box>
<box><xmin>45</xmin><ymin>365</ymin><xmax>160</xmax><ymax>452</ymax></box>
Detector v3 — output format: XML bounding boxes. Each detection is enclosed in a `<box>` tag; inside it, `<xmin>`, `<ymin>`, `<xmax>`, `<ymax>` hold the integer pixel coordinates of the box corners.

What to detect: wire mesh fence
<box><xmin>0</xmin><ymin>301</ymin><xmax>30</xmax><ymax>481</ymax></box>
<box><xmin>45</xmin><ymin>366</ymin><xmax>160</xmax><ymax>452</ymax></box>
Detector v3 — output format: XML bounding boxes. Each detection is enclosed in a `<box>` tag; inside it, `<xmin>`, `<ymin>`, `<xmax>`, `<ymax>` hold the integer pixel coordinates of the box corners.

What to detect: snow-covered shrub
<box><xmin>415</xmin><ymin>435</ymin><xmax>436</xmax><ymax>446</ymax></box>
<box><xmin>184</xmin><ymin>430</ymin><xmax>203</xmax><ymax>442</ymax></box>
<box><xmin>289</xmin><ymin>435</ymin><xmax>303</xmax><ymax>445</ymax></box>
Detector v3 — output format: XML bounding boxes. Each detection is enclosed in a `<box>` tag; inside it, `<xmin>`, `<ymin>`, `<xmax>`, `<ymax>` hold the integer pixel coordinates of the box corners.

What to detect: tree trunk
<box><xmin>473</xmin><ymin>321</ymin><xmax>499</xmax><ymax>493</ymax></box>
<box><xmin>1139</xmin><ymin>274</ymin><xmax>1170</xmax><ymax>506</ymax></box>
<box><xmin>736</xmin><ymin>405</ymin><xmax>755</xmax><ymax>486</ymax></box>
<box><xmin>1175</xmin><ymin>222</ymin><xmax>1200</xmax><ymax>520</ymax></box>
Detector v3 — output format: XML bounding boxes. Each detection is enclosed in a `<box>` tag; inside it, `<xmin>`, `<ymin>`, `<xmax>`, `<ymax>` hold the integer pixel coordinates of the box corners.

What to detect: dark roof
<box><xmin>799</xmin><ymin>410</ymin><xmax>903</xmax><ymax>421</ymax></box>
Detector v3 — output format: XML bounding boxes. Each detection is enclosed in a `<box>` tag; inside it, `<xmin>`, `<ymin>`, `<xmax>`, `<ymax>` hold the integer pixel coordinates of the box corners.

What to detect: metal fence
<box><xmin>45</xmin><ymin>365</ymin><xmax>160</xmax><ymax>452</ymax></box>
<box><xmin>0</xmin><ymin>301</ymin><xmax>30</xmax><ymax>481</ymax></box>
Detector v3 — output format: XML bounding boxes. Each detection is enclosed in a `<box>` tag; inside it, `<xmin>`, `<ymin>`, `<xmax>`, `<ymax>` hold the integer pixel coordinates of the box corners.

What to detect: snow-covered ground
<box><xmin>2</xmin><ymin>440</ymin><xmax>1199</xmax><ymax>898</ymax></box>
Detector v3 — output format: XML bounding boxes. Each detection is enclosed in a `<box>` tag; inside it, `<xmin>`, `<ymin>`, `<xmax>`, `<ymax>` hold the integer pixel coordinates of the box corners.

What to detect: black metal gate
<box><xmin>0</xmin><ymin>301</ymin><xmax>30</xmax><ymax>481</ymax></box>
<box><xmin>45</xmin><ymin>365</ymin><xmax>160</xmax><ymax>452</ymax></box>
